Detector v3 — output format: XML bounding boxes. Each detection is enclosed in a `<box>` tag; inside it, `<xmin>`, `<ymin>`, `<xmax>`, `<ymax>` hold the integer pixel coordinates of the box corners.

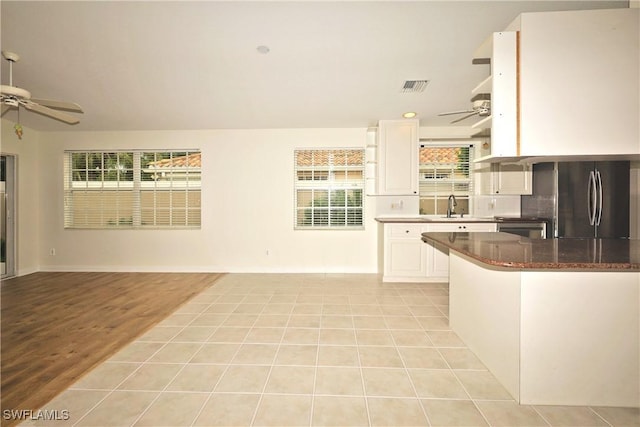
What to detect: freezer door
<box><xmin>594</xmin><ymin>161</ymin><xmax>629</xmax><ymax>238</ymax></box>
<box><xmin>557</xmin><ymin>162</ymin><xmax>597</xmax><ymax>238</ymax></box>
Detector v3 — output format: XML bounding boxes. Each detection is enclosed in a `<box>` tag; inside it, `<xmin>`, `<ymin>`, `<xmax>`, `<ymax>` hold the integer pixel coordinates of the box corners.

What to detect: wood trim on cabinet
<box><xmin>516</xmin><ymin>30</ymin><xmax>521</xmax><ymax>156</ymax></box>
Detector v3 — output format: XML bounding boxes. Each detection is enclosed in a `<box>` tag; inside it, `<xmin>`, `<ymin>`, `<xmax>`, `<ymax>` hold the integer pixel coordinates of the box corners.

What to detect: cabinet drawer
<box><xmin>388</xmin><ymin>224</ymin><xmax>423</xmax><ymax>239</ymax></box>
<box><xmin>425</xmin><ymin>222</ymin><xmax>497</xmax><ymax>232</ymax></box>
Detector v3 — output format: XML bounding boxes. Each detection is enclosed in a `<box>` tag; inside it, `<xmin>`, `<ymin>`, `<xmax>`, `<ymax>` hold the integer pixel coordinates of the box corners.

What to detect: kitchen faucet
<box><xmin>446</xmin><ymin>194</ymin><xmax>457</xmax><ymax>218</ymax></box>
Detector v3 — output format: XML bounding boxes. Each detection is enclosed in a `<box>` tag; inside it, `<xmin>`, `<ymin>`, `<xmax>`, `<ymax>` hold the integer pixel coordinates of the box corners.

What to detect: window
<box><xmin>418</xmin><ymin>143</ymin><xmax>474</xmax><ymax>215</ymax></box>
<box><xmin>64</xmin><ymin>150</ymin><xmax>201</xmax><ymax>229</ymax></box>
<box><xmin>294</xmin><ymin>149</ymin><xmax>365</xmax><ymax>229</ymax></box>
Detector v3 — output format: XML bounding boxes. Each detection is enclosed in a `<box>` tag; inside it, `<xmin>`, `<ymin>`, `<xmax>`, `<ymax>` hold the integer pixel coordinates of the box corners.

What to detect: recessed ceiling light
<box><xmin>256</xmin><ymin>45</ymin><xmax>270</xmax><ymax>54</ymax></box>
<box><xmin>403</xmin><ymin>112</ymin><xmax>417</xmax><ymax>118</ymax></box>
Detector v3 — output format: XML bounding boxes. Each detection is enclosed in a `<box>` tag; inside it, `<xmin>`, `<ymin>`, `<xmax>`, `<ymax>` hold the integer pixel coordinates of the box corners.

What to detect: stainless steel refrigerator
<box><xmin>556</xmin><ymin>161</ymin><xmax>629</xmax><ymax>238</ymax></box>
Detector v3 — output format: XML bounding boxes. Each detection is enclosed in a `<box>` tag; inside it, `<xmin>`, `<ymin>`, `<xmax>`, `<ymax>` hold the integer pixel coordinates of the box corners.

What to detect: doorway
<box><xmin>1</xmin><ymin>155</ymin><xmax>16</xmax><ymax>278</ymax></box>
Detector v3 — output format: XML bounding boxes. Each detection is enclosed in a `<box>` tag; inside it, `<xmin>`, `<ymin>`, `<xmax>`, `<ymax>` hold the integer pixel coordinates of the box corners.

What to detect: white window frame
<box><xmin>294</xmin><ymin>148</ymin><xmax>365</xmax><ymax>229</ymax></box>
<box><xmin>64</xmin><ymin>150</ymin><xmax>201</xmax><ymax>229</ymax></box>
<box><xmin>418</xmin><ymin>141</ymin><xmax>475</xmax><ymax>216</ymax></box>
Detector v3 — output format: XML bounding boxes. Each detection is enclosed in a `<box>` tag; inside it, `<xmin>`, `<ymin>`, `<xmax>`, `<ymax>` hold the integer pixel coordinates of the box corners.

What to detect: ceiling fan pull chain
<box><xmin>14</xmin><ymin>107</ymin><xmax>23</xmax><ymax>140</ymax></box>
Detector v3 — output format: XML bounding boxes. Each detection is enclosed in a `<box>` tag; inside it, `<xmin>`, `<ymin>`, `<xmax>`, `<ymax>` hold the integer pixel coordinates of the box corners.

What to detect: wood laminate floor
<box><xmin>0</xmin><ymin>272</ymin><xmax>223</xmax><ymax>427</ymax></box>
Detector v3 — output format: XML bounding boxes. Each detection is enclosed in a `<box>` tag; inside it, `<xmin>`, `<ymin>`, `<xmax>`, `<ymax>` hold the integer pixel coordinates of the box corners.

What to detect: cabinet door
<box><xmin>387</xmin><ymin>240</ymin><xmax>426</xmax><ymax>278</ymax></box>
<box><xmin>519</xmin><ymin>9</ymin><xmax>639</xmax><ymax>156</ymax></box>
<box><xmin>476</xmin><ymin>162</ymin><xmax>495</xmax><ymax>195</ymax></box>
<box><xmin>377</xmin><ymin>120</ymin><xmax>419</xmax><ymax>195</ymax></box>
<box><xmin>477</xmin><ymin>163</ymin><xmax>532</xmax><ymax>195</ymax></box>
<box><xmin>425</xmin><ymin>241</ymin><xmax>449</xmax><ymax>279</ymax></box>
<box><xmin>384</xmin><ymin>224</ymin><xmax>426</xmax><ymax>279</ymax></box>
<box><xmin>494</xmin><ymin>163</ymin><xmax>532</xmax><ymax>195</ymax></box>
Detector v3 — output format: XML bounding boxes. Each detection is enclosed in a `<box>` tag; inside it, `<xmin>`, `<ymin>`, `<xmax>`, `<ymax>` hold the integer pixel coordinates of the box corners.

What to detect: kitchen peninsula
<box><xmin>421</xmin><ymin>232</ymin><xmax>640</xmax><ymax>408</ymax></box>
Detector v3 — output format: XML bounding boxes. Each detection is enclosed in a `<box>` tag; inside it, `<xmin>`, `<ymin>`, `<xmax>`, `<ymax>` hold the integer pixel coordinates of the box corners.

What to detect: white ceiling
<box><xmin>0</xmin><ymin>1</ymin><xmax>628</xmax><ymax>132</ymax></box>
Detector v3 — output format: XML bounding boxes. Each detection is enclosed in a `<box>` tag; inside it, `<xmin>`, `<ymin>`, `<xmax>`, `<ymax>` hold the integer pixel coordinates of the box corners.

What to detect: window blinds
<box><xmin>64</xmin><ymin>151</ymin><xmax>201</xmax><ymax>229</ymax></box>
<box><xmin>418</xmin><ymin>144</ymin><xmax>474</xmax><ymax>215</ymax></box>
<box><xmin>294</xmin><ymin>149</ymin><xmax>365</xmax><ymax>229</ymax></box>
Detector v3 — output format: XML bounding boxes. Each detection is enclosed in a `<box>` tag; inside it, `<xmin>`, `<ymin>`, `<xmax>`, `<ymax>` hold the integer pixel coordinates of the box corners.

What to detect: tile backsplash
<box><xmin>373</xmin><ymin>195</ymin><xmax>420</xmax><ymax>216</ymax></box>
<box><xmin>373</xmin><ymin>194</ymin><xmax>521</xmax><ymax>218</ymax></box>
<box><xmin>472</xmin><ymin>195</ymin><xmax>521</xmax><ymax>218</ymax></box>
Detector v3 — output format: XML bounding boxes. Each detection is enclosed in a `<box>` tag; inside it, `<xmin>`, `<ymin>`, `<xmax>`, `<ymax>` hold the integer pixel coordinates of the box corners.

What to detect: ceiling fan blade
<box><xmin>438</xmin><ymin>109</ymin><xmax>474</xmax><ymax>117</ymax></box>
<box><xmin>30</xmin><ymin>98</ymin><xmax>83</xmax><ymax>113</ymax></box>
<box><xmin>450</xmin><ymin>111</ymin><xmax>479</xmax><ymax>124</ymax></box>
<box><xmin>22</xmin><ymin>101</ymin><xmax>80</xmax><ymax>124</ymax></box>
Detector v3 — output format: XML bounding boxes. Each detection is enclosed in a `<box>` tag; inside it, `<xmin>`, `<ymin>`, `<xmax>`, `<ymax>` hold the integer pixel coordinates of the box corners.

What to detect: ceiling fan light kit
<box><xmin>1</xmin><ymin>50</ymin><xmax>83</xmax><ymax>138</ymax></box>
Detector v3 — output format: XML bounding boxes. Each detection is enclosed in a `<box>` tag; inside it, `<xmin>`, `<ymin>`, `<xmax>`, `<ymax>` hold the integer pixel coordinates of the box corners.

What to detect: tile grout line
<box><xmin>247</xmin><ymin>289</ymin><xmax>298</xmax><ymax>427</ymax></box>
<box><xmin>423</xmin><ymin>286</ymin><xmax>496</xmax><ymax>427</ymax></box>
<box><xmin>386</xmin><ymin>305</ymin><xmax>434</xmax><ymax>427</ymax></box>
<box><xmin>70</xmin><ymin>284</ymin><xmax>225</xmax><ymax>427</ymax></box>
<box><xmin>49</xmin><ymin>275</ymin><xmax>634</xmax><ymax>427</ymax></box>
<box><xmin>307</xmin><ymin>292</ymin><xmax>324</xmax><ymax>427</ymax></box>
<box><xmin>529</xmin><ymin>406</ymin><xmax>558</xmax><ymax>427</ymax></box>
<box><xmin>587</xmin><ymin>407</ymin><xmax>615</xmax><ymax>427</ymax></box>
<box><xmin>189</xmin><ymin>288</ymin><xmax>268</xmax><ymax>427</ymax></box>
<box><xmin>351</xmin><ymin>299</ymin><xmax>374</xmax><ymax>427</ymax></box>
<box><xmin>128</xmin><ymin>287</ymin><xmax>235</xmax><ymax>427</ymax></box>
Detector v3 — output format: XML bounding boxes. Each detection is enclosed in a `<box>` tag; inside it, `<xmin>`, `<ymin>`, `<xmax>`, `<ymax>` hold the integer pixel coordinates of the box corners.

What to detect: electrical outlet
<box><xmin>391</xmin><ymin>200</ymin><xmax>405</xmax><ymax>210</ymax></box>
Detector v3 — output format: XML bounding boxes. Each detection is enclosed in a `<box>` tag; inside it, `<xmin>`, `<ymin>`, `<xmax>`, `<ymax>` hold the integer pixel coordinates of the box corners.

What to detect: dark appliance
<box><xmin>495</xmin><ymin>217</ymin><xmax>548</xmax><ymax>239</ymax></box>
<box><xmin>556</xmin><ymin>161</ymin><xmax>629</xmax><ymax>238</ymax></box>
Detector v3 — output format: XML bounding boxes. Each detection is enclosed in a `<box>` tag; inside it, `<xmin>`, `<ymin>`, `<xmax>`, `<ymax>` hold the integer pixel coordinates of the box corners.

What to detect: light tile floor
<box><xmin>21</xmin><ymin>274</ymin><xmax>640</xmax><ymax>427</ymax></box>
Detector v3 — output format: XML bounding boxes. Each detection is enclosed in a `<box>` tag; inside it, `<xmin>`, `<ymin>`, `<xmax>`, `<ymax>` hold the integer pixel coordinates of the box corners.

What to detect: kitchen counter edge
<box><xmin>421</xmin><ymin>232</ymin><xmax>640</xmax><ymax>271</ymax></box>
<box><xmin>376</xmin><ymin>216</ymin><xmax>500</xmax><ymax>223</ymax></box>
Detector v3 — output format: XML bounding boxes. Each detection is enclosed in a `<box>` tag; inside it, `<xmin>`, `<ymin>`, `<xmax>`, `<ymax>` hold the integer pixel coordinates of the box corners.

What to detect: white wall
<box><xmin>1</xmin><ymin>119</ymin><xmax>42</xmax><ymax>276</ymax></box>
<box><xmin>36</xmin><ymin>128</ymin><xmax>379</xmax><ymax>273</ymax></box>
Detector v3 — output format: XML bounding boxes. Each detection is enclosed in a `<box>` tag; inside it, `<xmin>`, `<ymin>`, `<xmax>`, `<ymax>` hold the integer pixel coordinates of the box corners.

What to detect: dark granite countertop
<box><xmin>421</xmin><ymin>232</ymin><xmax>640</xmax><ymax>271</ymax></box>
<box><xmin>376</xmin><ymin>216</ymin><xmax>498</xmax><ymax>223</ymax></box>
<box><xmin>376</xmin><ymin>216</ymin><xmax>548</xmax><ymax>224</ymax></box>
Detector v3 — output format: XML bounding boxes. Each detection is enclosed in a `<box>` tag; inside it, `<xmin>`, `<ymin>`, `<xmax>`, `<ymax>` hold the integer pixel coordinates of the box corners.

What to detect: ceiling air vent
<box><xmin>401</xmin><ymin>80</ymin><xmax>429</xmax><ymax>93</ymax></box>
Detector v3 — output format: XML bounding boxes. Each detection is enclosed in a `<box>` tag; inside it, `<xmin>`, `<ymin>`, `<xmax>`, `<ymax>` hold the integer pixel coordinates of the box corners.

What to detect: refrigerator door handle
<box><xmin>595</xmin><ymin>169</ymin><xmax>603</xmax><ymax>226</ymax></box>
<box><xmin>588</xmin><ymin>170</ymin><xmax>597</xmax><ymax>226</ymax></box>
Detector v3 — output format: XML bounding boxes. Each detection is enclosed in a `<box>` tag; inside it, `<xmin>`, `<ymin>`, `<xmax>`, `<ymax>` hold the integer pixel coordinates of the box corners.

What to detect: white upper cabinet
<box><xmin>474</xmin><ymin>8</ymin><xmax>640</xmax><ymax>160</ymax></box>
<box><xmin>472</xmin><ymin>31</ymin><xmax>518</xmax><ymax>159</ymax></box>
<box><xmin>476</xmin><ymin>140</ymin><xmax>532</xmax><ymax>195</ymax></box>
<box><xmin>376</xmin><ymin>119</ymin><xmax>419</xmax><ymax>195</ymax></box>
<box><xmin>493</xmin><ymin>163</ymin><xmax>532</xmax><ymax>195</ymax></box>
<box><xmin>478</xmin><ymin>162</ymin><xmax>532</xmax><ymax>195</ymax></box>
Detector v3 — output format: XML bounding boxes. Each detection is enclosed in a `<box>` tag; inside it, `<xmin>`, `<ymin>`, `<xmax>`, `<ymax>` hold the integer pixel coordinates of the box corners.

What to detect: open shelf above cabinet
<box><xmin>472</xmin><ymin>76</ymin><xmax>492</xmax><ymax>97</ymax></box>
<box><xmin>471</xmin><ymin>115</ymin><xmax>492</xmax><ymax>129</ymax></box>
<box><xmin>470</xmin><ymin>31</ymin><xmax>518</xmax><ymax>159</ymax></box>
<box><xmin>473</xmin><ymin>33</ymin><xmax>493</xmax><ymax>64</ymax></box>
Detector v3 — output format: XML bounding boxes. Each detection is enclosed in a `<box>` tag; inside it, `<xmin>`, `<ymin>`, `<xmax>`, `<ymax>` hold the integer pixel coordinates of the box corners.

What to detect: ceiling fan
<box><xmin>438</xmin><ymin>99</ymin><xmax>490</xmax><ymax>124</ymax></box>
<box><xmin>1</xmin><ymin>51</ymin><xmax>83</xmax><ymax>128</ymax></box>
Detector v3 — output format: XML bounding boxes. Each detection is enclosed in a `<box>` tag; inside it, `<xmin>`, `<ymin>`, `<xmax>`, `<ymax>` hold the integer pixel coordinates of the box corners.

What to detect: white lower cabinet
<box><xmin>425</xmin><ymin>241</ymin><xmax>450</xmax><ymax>280</ymax></box>
<box><xmin>425</xmin><ymin>223</ymin><xmax>497</xmax><ymax>233</ymax></box>
<box><xmin>383</xmin><ymin>224</ymin><xmax>426</xmax><ymax>280</ymax></box>
<box><xmin>382</xmin><ymin>222</ymin><xmax>497</xmax><ymax>282</ymax></box>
